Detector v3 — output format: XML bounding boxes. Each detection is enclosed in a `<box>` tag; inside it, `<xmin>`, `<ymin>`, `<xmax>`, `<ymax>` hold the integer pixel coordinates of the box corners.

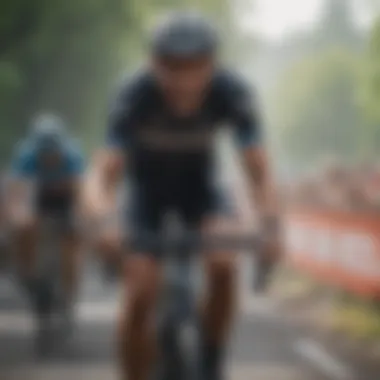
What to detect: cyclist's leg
<box><xmin>37</xmin><ymin>194</ymin><xmax>80</xmax><ymax>309</ymax></box>
<box><xmin>13</xmin><ymin>197</ymin><xmax>55</xmax><ymax>333</ymax></box>
<box><xmin>119</xmin><ymin>254</ymin><xmax>161</xmax><ymax>380</ymax></box>
<box><xmin>200</xmin><ymin>217</ymin><xmax>238</xmax><ymax>378</ymax></box>
<box><xmin>119</xmin><ymin>190</ymin><xmax>163</xmax><ymax>380</ymax></box>
<box><xmin>60</xmin><ymin>207</ymin><xmax>82</xmax><ymax>310</ymax></box>
<box><xmin>12</xmin><ymin>214</ymin><xmax>39</xmax><ymax>289</ymax></box>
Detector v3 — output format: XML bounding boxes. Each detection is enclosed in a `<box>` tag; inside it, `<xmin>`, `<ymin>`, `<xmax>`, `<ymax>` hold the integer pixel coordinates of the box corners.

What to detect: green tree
<box><xmin>316</xmin><ymin>0</ymin><xmax>362</xmax><ymax>49</ymax></box>
<box><xmin>271</xmin><ymin>48</ymin><xmax>365</xmax><ymax>169</ymax></box>
<box><xmin>0</xmin><ymin>0</ymin><xmax>232</xmax><ymax>161</ymax></box>
<box><xmin>361</xmin><ymin>17</ymin><xmax>380</xmax><ymax>153</ymax></box>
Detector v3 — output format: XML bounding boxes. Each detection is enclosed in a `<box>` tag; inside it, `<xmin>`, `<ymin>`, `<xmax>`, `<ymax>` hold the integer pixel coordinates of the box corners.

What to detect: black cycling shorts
<box><xmin>125</xmin><ymin>182</ymin><xmax>236</xmax><ymax>257</ymax></box>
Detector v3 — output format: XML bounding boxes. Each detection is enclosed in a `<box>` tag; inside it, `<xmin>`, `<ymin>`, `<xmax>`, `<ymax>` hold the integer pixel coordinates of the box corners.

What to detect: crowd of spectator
<box><xmin>283</xmin><ymin>160</ymin><xmax>380</xmax><ymax>213</ymax></box>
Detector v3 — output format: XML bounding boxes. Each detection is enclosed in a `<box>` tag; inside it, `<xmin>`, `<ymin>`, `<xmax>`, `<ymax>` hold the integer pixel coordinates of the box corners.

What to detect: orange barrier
<box><xmin>285</xmin><ymin>210</ymin><xmax>380</xmax><ymax>298</ymax></box>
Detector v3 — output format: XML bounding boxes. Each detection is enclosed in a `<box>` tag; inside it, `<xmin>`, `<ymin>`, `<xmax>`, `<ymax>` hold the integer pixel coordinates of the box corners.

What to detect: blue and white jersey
<box><xmin>10</xmin><ymin>139</ymin><xmax>84</xmax><ymax>186</ymax></box>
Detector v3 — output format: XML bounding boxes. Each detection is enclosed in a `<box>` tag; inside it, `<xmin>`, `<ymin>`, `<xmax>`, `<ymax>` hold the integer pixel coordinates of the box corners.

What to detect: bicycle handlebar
<box><xmin>78</xmin><ymin>215</ymin><xmax>263</xmax><ymax>251</ymax></box>
<box><xmin>127</xmin><ymin>231</ymin><xmax>261</xmax><ymax>251</ymax></box>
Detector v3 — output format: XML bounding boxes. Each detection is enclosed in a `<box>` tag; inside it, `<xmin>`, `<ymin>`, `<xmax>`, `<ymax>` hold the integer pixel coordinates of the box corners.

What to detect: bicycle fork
<box><xmin>158</xmin><ymin>256</ymin><xmax>201</xmax><ymax>380</ymax></box>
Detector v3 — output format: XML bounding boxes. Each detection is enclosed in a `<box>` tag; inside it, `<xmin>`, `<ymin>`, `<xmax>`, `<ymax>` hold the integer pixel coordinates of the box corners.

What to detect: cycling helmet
<box><xmin>30</xmin><ymin>113</ymin><xmax>67</xmax><ymax>151</ymax></box>
<box><xmin>150</xmin><ymin>11</ymin><xmax>219</xmax><ymax>59</ymax></box>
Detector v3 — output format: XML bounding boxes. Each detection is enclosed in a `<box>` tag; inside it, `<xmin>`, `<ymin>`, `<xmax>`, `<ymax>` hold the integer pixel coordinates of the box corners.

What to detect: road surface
<box><xmin>0</xmin><ymin>255</ymin><xmax>369</xmax><ymax>380</ymax></box>
<box><xmin>0</xmin><ymin>136</ymin><xmax>375</xmax><ymax>379</ymax></box>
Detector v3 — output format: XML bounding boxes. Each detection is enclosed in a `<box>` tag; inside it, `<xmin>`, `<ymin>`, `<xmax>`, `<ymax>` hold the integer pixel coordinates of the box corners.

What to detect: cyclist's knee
<box><xmin>124</xmin><ymin>255</ymin><xmax>160</xmax><ymax>322</ymax></box>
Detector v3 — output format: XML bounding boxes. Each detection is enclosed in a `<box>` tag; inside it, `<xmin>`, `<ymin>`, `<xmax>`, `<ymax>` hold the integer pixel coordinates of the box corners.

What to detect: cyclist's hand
<box><xmin>254</xmin><ymin>217</ymin><xmax>282</xmax><ymax>293</ymax></box>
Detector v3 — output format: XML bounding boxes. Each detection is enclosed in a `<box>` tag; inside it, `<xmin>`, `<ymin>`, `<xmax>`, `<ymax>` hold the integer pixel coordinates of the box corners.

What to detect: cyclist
<box><xmin>7</xmin><ymin>113</ymin><xmax>85</xmax><ymax>340</ymax></box>
<box><xmin>83</xmin><ymin>11</ymin><xmax>280</xmax><ymax>380</ymax></box>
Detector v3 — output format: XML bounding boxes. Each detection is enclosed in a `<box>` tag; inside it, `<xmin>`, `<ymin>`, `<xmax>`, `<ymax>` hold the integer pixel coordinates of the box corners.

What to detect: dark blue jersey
<box><xmin>10</xmin><ymin>139</ymin><xmax>84</xmax><ymax>183</ymax></box>
<box><xmin>106</xmin><ymin>68</ymin><xmax>262</xmax><ymax>194</ymax></box>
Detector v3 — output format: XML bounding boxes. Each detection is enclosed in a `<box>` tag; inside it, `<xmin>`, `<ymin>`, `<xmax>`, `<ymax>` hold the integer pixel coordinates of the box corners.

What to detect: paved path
<box><xmin>0</xmin><ymin>255</ymin><xmax>367</xmax><ymax>380</ymax></box>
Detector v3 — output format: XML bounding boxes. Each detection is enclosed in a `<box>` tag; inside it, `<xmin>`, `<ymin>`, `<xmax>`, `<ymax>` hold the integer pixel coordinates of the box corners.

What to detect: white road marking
<box><xmin>0</xmin><ymin>312</ymin><xmax>34</xmax><ymax>333</ymax></box>
<box><xmin>294</xmin><ymin>338</ymin><xmax>353</xmax><ymax>380</ymax></box>
<box><xmin>0</xmin><ymin>289</ymin><xmax>280</xmax><ymax>335</ymax></box>
<box><xmin>0</xmin><ymin>295</ymin><xmax>278</xmax><ymax>336</ymax></box>
<box><xmin>77</xmin><ymin>300</ymin><xmax>119</xmax><ymax>321</ymax></box>
<box><xmin>0</xmin><ymin>300</ymin><xmax>119</xmax><ymax>334</ymax></box>
<box><xmin>1</xmin><ymin>363</ymin><xmax>310</xmax><ymax>380</ymax></box>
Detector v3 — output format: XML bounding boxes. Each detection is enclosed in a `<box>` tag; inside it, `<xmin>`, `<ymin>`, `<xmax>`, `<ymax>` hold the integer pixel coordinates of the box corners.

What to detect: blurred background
<box><xmin>2</xmin><ymin>0</ymin><xmax>380</xmax><ymax>207</ymax></box>
<box><xmin>2</xmin><ymin>0</ymin><xmax>380</xmax><ymax>379</ymax></box>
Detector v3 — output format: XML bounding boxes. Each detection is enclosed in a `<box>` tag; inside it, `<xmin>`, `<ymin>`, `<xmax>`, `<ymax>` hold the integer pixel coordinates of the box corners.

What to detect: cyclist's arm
<box><xmin>7</xmin><ymin>148</ymin><xmax>35</xmax><ymax>220</ymax></box>
<box><xmin>240</xmin><ymin>145</ymin><xmax>278</xmax><ymax>222</ymax></box>
<box><xmin>229</xmin><ymin>81</ymin><xmax>278</xmax><ymax>224</ymax></box>
<box><xmin>83</xmin><ymin>147</ymin><xmax>125</xmax><ymax>214</ymax></box>
<box><xmin>82</xmin><ymin>80</ymin><xmax>133</xmax><ymax>214</ymax></box>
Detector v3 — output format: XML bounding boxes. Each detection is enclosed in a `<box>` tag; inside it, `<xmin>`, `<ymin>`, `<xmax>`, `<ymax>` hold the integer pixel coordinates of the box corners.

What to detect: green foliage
<box><xmin>316</xmin><ymin>0</ymin><xmax>361</xmax><ymax>49</ymax></box>
<box><xmin>358</xmin><ymin>16</ymin><xmax>380</xmax><ymax>156</ymax></box>
<box><xmin>0</xmin><ymin>0</ymin><xmax>230</xmax><ymax>162</ymax></box>
<box><xmin>362</xmin><ymin>19</ymin><xmax>380</xmax><ymax>122</ymax></box>
<box><xmin>272</xmin><ymin>48</ymin><xmax>366</xmax><ymax>168</ymax></box>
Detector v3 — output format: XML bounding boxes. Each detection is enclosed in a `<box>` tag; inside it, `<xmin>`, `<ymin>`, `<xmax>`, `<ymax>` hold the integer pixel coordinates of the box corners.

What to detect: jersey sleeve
<box><xmin>10</xmin><ymin>143</ymin><xmax>36</xmax><ymax>179</ymax></box>
<box><xmin>222</xmin><ymin>73</ymin><xmax>262</xmax><ymax>150</ymax></box>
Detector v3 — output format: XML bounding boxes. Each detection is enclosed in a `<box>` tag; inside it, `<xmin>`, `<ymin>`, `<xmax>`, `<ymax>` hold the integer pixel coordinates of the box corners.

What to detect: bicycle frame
<box><xmin>35</xmin><ymin>213</ymin><xmax>68</xmax><ymax>322</ymax></box>
<box><xmin>137</xmin><ymin>212</ymin><xmax>259</xmax><ymax>380</ymax></box>
<box><xmin>37</xmin><ymin>216</ymin><xmax>63</xmax><ymax>278</ymax></box>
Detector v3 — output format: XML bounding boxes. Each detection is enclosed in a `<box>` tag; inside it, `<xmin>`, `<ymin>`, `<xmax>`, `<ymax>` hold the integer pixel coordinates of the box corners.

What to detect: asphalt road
<box><xmin>0</xmin><ymin>137</ymin><xmax>374</xmax><ymax>380</ymax></box>
<box><xmin>0</xmin><ymin>255</ymin><xmax>369</xmax><ymax>380</ymax></box>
